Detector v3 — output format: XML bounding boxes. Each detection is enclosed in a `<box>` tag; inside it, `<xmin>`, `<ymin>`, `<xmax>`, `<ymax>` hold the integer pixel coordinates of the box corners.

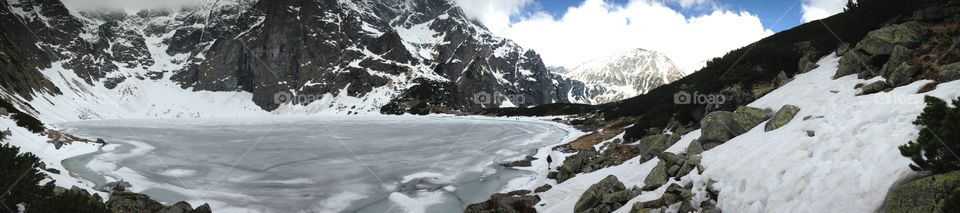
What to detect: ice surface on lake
<box><xmin>60</xmin><ymin>116</ymin><xmax>567</xmax><ymax>212</ymax></box>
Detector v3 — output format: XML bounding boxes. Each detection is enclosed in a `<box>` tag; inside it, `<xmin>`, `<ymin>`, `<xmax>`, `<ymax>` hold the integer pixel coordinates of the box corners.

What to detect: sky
<box><xmin>454</xmin><ymin>0</ymin><xmax>851</xmax><ymax>73</ymax></box>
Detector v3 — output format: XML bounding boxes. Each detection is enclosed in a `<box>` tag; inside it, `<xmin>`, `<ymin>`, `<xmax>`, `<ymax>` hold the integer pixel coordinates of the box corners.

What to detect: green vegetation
<box><xmin>0</xmin><ymin>143</ymin><xmax>52</xmax><ymax>211</ymax></box>
<box><xmin>0</xmin><ymin>143</ymin><xmax>110</xmax><ymax>212</ymax></box>
<box><xmin>898</xmin><ymin>96</ymin><xmax>960</xmax><ymax>174</ymax></box>
<box><xmin>0</xmin><ymin>98</ymin><xmax>45</xmax><ymax>133</ymax></box>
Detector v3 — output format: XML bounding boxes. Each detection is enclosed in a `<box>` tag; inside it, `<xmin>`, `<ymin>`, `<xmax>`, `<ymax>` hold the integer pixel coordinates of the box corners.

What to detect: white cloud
<box><xmin>451</xmin><ymin>0</ymin><xmax>534</xmax><ymax>33</ymax></box>
<box><xmin>800</xmin><ymin>0</ymin><xmax>849</xmax><ymax>22</ymax></box>
<box><xmin>664</xmin><ymin>0</ymin><xmax>716</xmax><ymax>9</ymax></box>
<box><xmin>462</xmin><ymin>0</ymin><xmax>773</xmax><ymax>73</ymax></box>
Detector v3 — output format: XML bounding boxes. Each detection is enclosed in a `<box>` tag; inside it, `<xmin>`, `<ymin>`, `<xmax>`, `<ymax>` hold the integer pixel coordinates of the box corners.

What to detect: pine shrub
<box><xmin>898</xmin><ymin>96</ymin><xmax>960</xmax><ymax>174</ymax></box>
<box><xmin>0</xmin><ymin>143</ymin><xmax>53</xmax><ymax>210</ymax></box>
<box><xmin>0</xmin><ymin>98</ymin><xmax>45</xmax><ymax>133</ymax></box>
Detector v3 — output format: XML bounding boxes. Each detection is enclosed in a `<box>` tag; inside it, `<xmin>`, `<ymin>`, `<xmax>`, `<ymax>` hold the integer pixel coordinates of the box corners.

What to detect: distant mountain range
<box><xmin>563</xmin><ymin>48</ymin><xmax>685</xmax><ymax>104</ymax></box>
<box><xmin>0</xmin><ymin>0</ymin><xmax>594</xmax><ymax>119</ymax></box>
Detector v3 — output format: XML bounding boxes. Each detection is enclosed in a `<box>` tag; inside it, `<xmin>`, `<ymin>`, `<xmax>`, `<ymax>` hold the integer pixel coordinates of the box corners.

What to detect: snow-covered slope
<box><xmin>516</xmin><ymin>53</ymin><xmax>960</xmax><ymax>212</ymax></box>
<box><xmin>0</xmin><ymin>0</ymin><xmax>591</xmax><ymax>122</ymax></box>
<box><xmin>565</xmin><ymin>49</ymin><xmax>685</xmax><ymax>104</ymax></box>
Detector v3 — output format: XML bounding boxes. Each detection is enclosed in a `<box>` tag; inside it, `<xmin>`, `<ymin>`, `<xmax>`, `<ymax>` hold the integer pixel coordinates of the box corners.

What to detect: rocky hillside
<box><xmin>0</xmin><ymin>0</ymin><xmax>590</xmax><ymax>119</ymax></box>
<box><xmin>565</xmin><ymin>48</ymin><xmax>685</xmax><ymax>104</ymax></box>
<box><xmin>473</xmin><ymin>0</ymin><xmax>960</xmax><ymax>212</ymax></box>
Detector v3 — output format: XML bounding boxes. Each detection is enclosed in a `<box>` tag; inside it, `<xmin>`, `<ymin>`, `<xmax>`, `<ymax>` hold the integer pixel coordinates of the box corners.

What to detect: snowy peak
<box><xmin>565</xmin><ymin>48</ymin><xmax>685</xmax><ymax>104</ymax></box>
<box><xmin>0</xmin><ymin>0</ymin><xmax>589</xmax><ymax>120</ymax></box>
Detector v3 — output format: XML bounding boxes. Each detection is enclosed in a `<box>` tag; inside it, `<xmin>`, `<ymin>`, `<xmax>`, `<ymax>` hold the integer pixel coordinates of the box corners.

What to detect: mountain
<box><xmin>0</xmin><ymin>0</ymin><xmax>590</xmax><ymax>120</ymax></box>
<box><xmin>564</xmin><ymin>48</ymin><xmax>685</xmax><ymax>104</ymax></box>
<box><xmin>546</xmin><ymin>66</ymin><xmax>568</xmax><ymax>74</ymax></box>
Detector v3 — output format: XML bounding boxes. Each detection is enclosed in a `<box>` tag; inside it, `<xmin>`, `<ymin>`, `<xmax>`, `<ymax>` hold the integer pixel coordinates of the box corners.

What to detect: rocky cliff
<box><xmin>0</xmin><ymin>0</ymin><xmax>589</xmax><ymax>117</ymax></box>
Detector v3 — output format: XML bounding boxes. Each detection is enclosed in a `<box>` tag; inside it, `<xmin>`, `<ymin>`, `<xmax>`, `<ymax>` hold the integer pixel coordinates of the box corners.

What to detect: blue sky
<box><xmin>525</xmin><ymin>0</ymin><xmax>805</xmax><ymax>32</ymax></box>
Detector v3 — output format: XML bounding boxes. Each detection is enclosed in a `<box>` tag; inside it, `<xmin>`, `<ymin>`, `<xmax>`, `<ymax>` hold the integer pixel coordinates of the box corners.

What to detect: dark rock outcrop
<box><xmin>885</xmin><ymin>170</ymin><xmax>960</xmax><ymax>213</ymax></box>
<box><xmin>464</xmin><ymin>192</ymin><xmax>540</xmax><ymax>213</ymax></box>
<box><xmin>857</xmin><ymin>80</ymin><xmax>891</xmax><ymax>96</ymax></box>
<box><xmin>574</xmin><ymin>175</ymin><xmax>640</xmax><ymax>213</ymax></box>
<box><xmin>765</xmin><ymin>105</ymin><xmax>801</xmax><ymax>132</ymax></box>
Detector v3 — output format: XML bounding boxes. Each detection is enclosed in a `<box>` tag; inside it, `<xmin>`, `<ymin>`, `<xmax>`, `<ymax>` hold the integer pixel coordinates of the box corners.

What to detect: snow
<box><xmin>697</xmin><ymin>53</ymin><xmax>960</xmax><ymax>212</ymax></box>
<box><xmin>394</xmin><ymin>20</ymin><xmax>443</xmax><ymax>60</ymax></box>
<box><xmin>0</xmin><ymin>117</ymin><xmax>104</xmax><ymax>197</ymax></box>
<box><xmin>532</xmin><ymin>53</ymin><xmax>960</xmax><ymax>213</ymax></box>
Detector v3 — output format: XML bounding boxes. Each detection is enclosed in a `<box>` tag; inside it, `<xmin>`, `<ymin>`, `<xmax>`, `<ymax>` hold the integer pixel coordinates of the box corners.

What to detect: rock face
<box><xmin>765</xmin><ymin>105</ymin><xmax>800</xmax><ymax>132</ymax></box>
<box><xmin>834</xmin><ymin>22</ymin><xmax>922</xmax><ymax>80</ymax></box>
<box><xmin>938</xmin><ymin>62</ymin><xmax>960</xmax><ymax>83</ymax></box>
<box><xmin>833</xmin><ymin>4</ymin><xmax>960</xmax><ymax>89</ymax></box>
<box><xmin>574</xmin><ymin>175</ymin><xmax>640</xmax><ymax>213</ymax></box>
<box><xmin>106</xmin><ymin>184</ymin><xmax>212</xmax><ymax>213</ymax></box>
<box><xmin>885</xmin><ymin>171</ymin><xmax>960</xmax><ymax>213</ymax></box>
<box><xmin>564</xmin><ymin>48</ymin><xmax>686</xmax><ymax>104</ymax></box>
<box><xmin>631</xmin><ymin>183</ymin><xmax>693</xmax><ymax>212</ymax></box>
<box><xmin>857</xmin><ymin>80</ymin><xmax>891</xmax><ymax>96</ymax></box>
<box><xmin>699</xmin><ymin>111</ymin><xmax>741</xmax><ymax>144</ymax></box>
<box><xmin>106</xmin><ymin>192</ymin><xmax>212</xmax><ymax>213</ymax></box>
<box><xmin>636</xmin><ymin>134</ymin><xmax>681</xmax><ymax>162</ymax></box>
<box><xmin>464</xmin><ymin>192</ymin><xmax>540</xmax><ymax>213</ymax></box>
<box><xmin>732</xmin><ymin>106</ymin><xmax>769</xmax><ymax>132</ymax></box>
<box><xmin>556</xmin><ymin>148</ymin><xmax>600</xmax><ymax>183</ymax></box>
<box><xmin>643</xmin><ymin>161</ymin><xmax>670</xmax><ymax>191</ymax></box>
<box><xmin>856</xmin><ymin>22</ymin><xmax>922</xmax><ymax>56</ymax></box>
<box><xmin>0</xmin><ymin>0</ymin><xmax>590</xmax><ymax>115</ymax></box>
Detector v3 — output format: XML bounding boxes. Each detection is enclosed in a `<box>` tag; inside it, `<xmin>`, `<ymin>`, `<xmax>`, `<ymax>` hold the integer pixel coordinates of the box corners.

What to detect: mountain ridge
<box><xmin>0</xmin><ymin>0</ymin><xmax>592</xmax><ymax>120</ymax></box>
<box><xmin>564</xmin><ymin>48</ymin><xmax>685</xmax><ymax>104</ymax></box>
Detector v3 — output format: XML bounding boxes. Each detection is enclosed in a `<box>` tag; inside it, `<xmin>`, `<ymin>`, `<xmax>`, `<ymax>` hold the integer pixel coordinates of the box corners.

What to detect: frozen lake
<box><xmin>59</xmin><ymin>116</ymin><xmax>567</xmax><ymax>212</ymax></box>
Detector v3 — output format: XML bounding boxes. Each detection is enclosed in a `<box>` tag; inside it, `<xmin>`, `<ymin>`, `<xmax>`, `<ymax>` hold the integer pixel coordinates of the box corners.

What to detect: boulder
<box><xmin>881</xmin><ymin>46</ymin><xmax>915</xmax><ymax>77</ymax></box>
<box><xmin>732</xmin><ymin>106</ymin><xmax>768</xmax><ymax>132</ymax></box>
<box><xmin>775</xmin><ymin>71</ymin><xmax>792</xmax><ymax>86</ymax></box>
<box><xmin>158</xmin><ymin>201</ymin><xmax>195</xmax><ymax>213</ymax></box>
<box><xmin>857</xmin><ymin>80</ymin><xmax>891</xmax><ymax>96</ymax></box>
<box><xmin>885</xmin><ymin>170</ymin><xmax>960</xmax><ymax>213</ymax></box>
<box><xmin>937</xmin><ymin>62</ymin><xmax>960</xmax><ymax>83</ymax></box>
<box><xmin>765</xmin><ymin>105</ymin><xmax>801</xmax><ymax>132</ymax></box>
<box><xmin>465</xmin><ymin>194</ymin><xmax>541</xmax><ymax>213</ymax></box>
<box><xmin>534</xmin><ymin>184</ymin><xmax>552</xmax><ymax>193</ymax></box>
<box><xmin>699</xmin><ymin>111</ymin><xmax>742</xmax><ymax>143</ymax></box>
<box><xmin>881</xmin><ymin>46</ymin><xmax>918</xmax><ymax>86</ymax></box>
<box><xmin>632</xmin><ymin>183</ymin><xmax>691</xmax><ymax>210</ymax></box>
<box><xmin>106</xmin><ymin>192</ymin><xmax>165</xmax><ymax>213</ymax></box>
<box><xmin>602</xmin><ymin>187</ymin><xmax>641</xmax><ymax>204</ymax></box>
<box><xmin>798</xmin><ymin>55</ymin><xmax>819</xmax><ymax>73</ymax></box>
<box><xmin>835</xmin><ymin>50</ymin><xmax>872</xmax><ymax>79</ymax></box>
<box><xmin>636</xmin><ymin>134</ymin><xmax>680</xmax><ymax>162</ymax></box>
<box><xmin>686</xmin><ymin>140</ymin><xmax>704</xmax><ymax>156</ymax></box>
<box><xmin>575</xmin><ymin>175</ymin><xmax>630</xmax><ymax>213</ymax></box>
<box><xmin>856</xmin><ymin>22</ymin><xmax>922</xmax><ymax>55</ymax></box>
<box><xmin>557</xmin><ymin>148</ymin><xmax>599</xmax><ymax>183</ymax></box>
<box><xmin>837</xmin><ymin>43</ymin><xmax>852</xmax><ymax>56</ymax></box>
<box><xmin>643</xmin><ymin>161</ymin><xmax>669</xmax><ymax>191</ymax></box>
<box><xmin>887</xmin><ymin>63</ymin><xmax>920</xmax><ymax>87</ymax></box>
<box><xmin>655</xmin><ymin>152</ymin><xmax>686</xmax><ymax>166</ymax></box>
<box><xmin>0</xmin><ymin>107</ymin><xmax>7</xmax><ymax>116</ymax></box>
<box><xmin>193</xmin><ymin>204</ymin><xmax>212</xmax><ymax>213</ymax></box>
